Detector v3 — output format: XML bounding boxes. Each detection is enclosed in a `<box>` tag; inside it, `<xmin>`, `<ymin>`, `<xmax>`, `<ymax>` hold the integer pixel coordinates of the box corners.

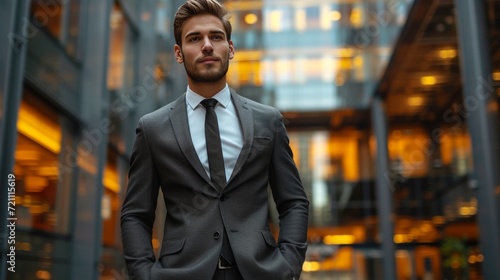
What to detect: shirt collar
<box><xmin>186</xmin><ymin>84</ymin><xmax>231</xmax><ymax>110</ymax></box>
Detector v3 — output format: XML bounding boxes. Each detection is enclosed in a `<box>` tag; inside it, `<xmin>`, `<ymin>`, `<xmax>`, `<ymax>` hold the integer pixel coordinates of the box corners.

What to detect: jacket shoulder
<box><xmin>139</xmin><ymin>94</ymin><xmax>184</xmax><ymax>125</ymax></box>
<box><xmin>232</xmin><ymin>91</ymin><xmax>280</xmax><ymax>116</ymax></box>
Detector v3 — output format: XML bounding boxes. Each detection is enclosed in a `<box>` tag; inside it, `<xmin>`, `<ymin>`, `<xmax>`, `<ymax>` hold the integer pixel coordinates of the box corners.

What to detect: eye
<box><xmin>211</xmin><ymin>35</ymin><xmax>224</xmax><ymax>40</ymax></box>
<box><xmin>188</xmin><ymin>36</ymin><xmax>200</xmax><ymax>42</ymax></box>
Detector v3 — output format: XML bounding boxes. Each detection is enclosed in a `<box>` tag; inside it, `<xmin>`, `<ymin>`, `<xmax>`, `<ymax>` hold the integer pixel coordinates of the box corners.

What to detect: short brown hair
<box><xmin>173</xmin><ymin>0</ymin><xmax>232</xmax><ymax>46</ymax></box>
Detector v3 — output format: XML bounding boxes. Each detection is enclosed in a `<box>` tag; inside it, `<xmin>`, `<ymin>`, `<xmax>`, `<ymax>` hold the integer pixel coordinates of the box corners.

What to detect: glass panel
<box><xmin>25</xmin><ymin>23</ymin><xmax>81</xmax><ymax>112</ymax></box>
<box><xmin>102</xmin><ymin>150</ymin><xmax>120</xmax><ymax>247</ymax></box>
<box><xmin>64</xmin><ymin>0</ymin><xmax>82</xmax><ymax>58</ymax></box>
<box><xmin>30</xmin><ymin>0</ymin><xmax>63</xmax><ymax>38</ymax></box>
<box><xmin>9</xmin><ymin>231</ymin><xmax>72</xmax><ymax>280</ymax></box>
<box><xmin>107</xmin><ymin>3</ymin><xmax>136</xmax><ymax>92</ymax></box>
<box><xmin>225</xmin><ymin>0</ymin><xmax>413</xmax><ymax>111</ymax></box>
<box><xmin>13</xmin><ymin>86</ymin><xmax>73</xmax><ymax>234</ymax></box>
<box><xmin>100</xmin><ymin>149</ymin><xmax>129</xmax><ymax>279</ymax></box>
<box><xmin>29</xmin><ymin>0</ymin><xmax>82</xmax><ymax>60</ymax></box>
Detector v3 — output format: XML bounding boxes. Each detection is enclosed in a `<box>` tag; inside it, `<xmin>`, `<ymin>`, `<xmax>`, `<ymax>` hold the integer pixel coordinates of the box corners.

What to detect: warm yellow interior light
<box><xmin>350</xmin><ymin>7</ymin><xmax>362</xmax><ymax>28</ymax></box>
<box><xmin>394</xmin><ymin>234</ymin><xmax>411</xmax><ymax>243</ymax></box>
<box><xmin>25</xmin><ymin>176</ymin><xmax>48</xmax><ymax>187</ymax></box>
<box><xmin>320</xmin><ymin>5</ymin><xmax>332</xmax><ymax>30</ymax></box>
<box><xmin>459</xmin><ymin>206</ymin><xmax>476</xmax><ymax>216</ymax></box>
<box><xmin>492</xmin><ymin>72</ymin><xmax>500</xmax><ymax>81</ymax></box>
<box><xmin>421</xmin><ymin>76</ymin><xmax>437</xmax><ymax>85</ymax></box>
<box><xmin>408</xmin><ymin>96</ymin><xmax>424</xmax><ymax>106</ymax></box>
<box><xmin>439</xmin><ymin>49</ymin><xmax>457</xmax><ymax>59</ymax></box>
<box><xmin>432</xmin><ymin>216</ymin><xmax>446</xmax><ymax>225</ymax></box>
<box><xmin>152</xmin><ymin>238</ymin><xmax>161</xmax><ymax>249</ymax></box>
<box><xmin>353</xmin><ymin>56</ymin><xmax>363</xmax><ymax>67</ymax></box>
<box><xmin>36</xmin><ymin>270</ymin><xmax>51</xmax><ymax>280</ymax></box>
<box><xmin>103</xmin><ymin>164</ymin><xmax>120</xmax><ymax>193</ymax></box>
<box><xmin>15</xmin><ymin>150</ymin><xmax>41</xmax><ymax>161</ymax></box>
<box><xmin>37</xmin><ymin>166</ymin><xmax>59</xmax><ymax>177</ymax></box>
<box><xmin>343</xmin><ymin>140</ymin><xmax>359</xmax><ymax>181</ymax></box>
<box><xmin>17</xmin><ymin>101</ymin><xmax>61</xmax><ymax>154</ymax></box>
<box><xmin>338</xmin><ymin>48</ymin><xmax>355</xmax><ymax>58</ymax></box>
<box><xmin>468</xmin><ymin>255</ymin><xmax>477</xmax><ymax>264</ymax></box>
<box><xmin>323</xmin><ymin>234</ymin><xmax>356</xmax><ymax>245</ymax></box>
<box><xmin>303</xmin><ymin>261</ymin><xmax>321</xmax><ymax>272</ymax></box>
<box><xmin>245</xmin><ymin>13</ymin><xmax>258</xmax><ymax>25</ymax></box>
<box><xmin>270</xmin><ymin>10</ymin><xmax>282</xmax><ymax>32</ymax></box>
<box><xmin>25</xmin><ymin>176</ymin><xmax>48</xmax><ymax>192</ymax></box>
<box><xmin>330</xmin><ymin>11</ymin><xmax>342</xmax><ymax>21</ymax></box>
<box><xmin>231</xmin><ymin>50</ymin><xmax>262</xmax><ymax>62</ymax></box>
<box><xmin>295</xmin><ymin>9</ymin><xmax>306</xmax><ymax>31</ymax></box>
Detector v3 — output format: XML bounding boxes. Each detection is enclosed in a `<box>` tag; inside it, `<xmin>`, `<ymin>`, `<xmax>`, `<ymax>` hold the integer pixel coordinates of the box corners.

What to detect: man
<box><xmin>120</xmin><ymin>0</ymin><xmax>309</xmax><ymax>279</ymax></box>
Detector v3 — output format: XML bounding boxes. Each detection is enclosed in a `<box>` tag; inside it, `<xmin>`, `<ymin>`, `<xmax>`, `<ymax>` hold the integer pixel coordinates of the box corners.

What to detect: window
<box><xmin>30</xmin><ymin>0</ymin><xmax>82</xmax><ymax>58</ymax></box>
<box><xmin>14</xmin><ymin>87</ymin><xmax>74</xmax><ymax>234</ymax></box>
<box><xmin>30</xmin><ymin>0</ymin><xmax>63</xmax><ymax>38</ymax></box>
<box><xmin>107</xmin><ymin>3</ymin><xmax>137</xmax><ymax>91</ymax></box>
<box><xmin>101</xmin><ymin>149</ymin><xmax>122</xmax><ymax>247</ymax></box>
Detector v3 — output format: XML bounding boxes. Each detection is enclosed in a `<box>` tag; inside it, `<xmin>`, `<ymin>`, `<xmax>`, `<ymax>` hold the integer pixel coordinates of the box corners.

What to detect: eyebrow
<box><xmin>185</xmin><ymin>30</ymin><xmax>226</xmax><ymax>39</ymax></box>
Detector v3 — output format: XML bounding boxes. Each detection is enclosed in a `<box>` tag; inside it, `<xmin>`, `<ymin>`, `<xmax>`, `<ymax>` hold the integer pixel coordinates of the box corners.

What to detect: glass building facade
<box><xmin>0</xmin><ymin>0</ymin><xmax>499</xmax><ymax>279</ymax></box>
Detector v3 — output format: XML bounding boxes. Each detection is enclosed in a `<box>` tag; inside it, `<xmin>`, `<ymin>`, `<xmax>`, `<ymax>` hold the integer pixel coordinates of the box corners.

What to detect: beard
<box><xmin>182</xmin><ymin>52</ymin><xmax>230</xmax><ymax>83</ymax></box>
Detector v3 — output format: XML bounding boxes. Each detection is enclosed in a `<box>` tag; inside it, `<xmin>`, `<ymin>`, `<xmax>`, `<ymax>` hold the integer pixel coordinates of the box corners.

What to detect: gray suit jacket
<box><xmin>121</xmin><ymin>90</ymin><xmax>309</xmax><ymax>280</ymax></box>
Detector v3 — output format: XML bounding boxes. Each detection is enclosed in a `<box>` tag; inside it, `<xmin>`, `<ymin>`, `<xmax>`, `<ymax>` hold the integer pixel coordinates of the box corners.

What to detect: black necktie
<box><xmin>201</xmin><ymin>98</ymin><xmax>226</xmax><ymax>189</ymax></box>
<box><xmin>201</xmin><ymin>98</ymin><xmax>235</xmax><ymax>264</ymax></box>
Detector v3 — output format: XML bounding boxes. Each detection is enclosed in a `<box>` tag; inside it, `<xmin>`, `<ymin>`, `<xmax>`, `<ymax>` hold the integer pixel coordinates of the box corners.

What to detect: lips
<box><xmin>198</xmin><ymin>57</ymin><xmax>219</xmax><ymax>63</ymax></box>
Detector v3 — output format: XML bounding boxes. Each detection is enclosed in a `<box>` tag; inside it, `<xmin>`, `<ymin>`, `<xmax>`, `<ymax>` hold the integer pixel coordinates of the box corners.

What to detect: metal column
<box><xmin>0</xmin><ymin>1</ymin><xmax>29</xmax><ymax>280</ymax></box>
<box><xmin>371</xmin><ymin>97</ymin><xmax>397</xmax><ymax>280</ymax></box>
<box><xmin>455</xmin><ymin>0</ymin><xmax>500</xmax><ymax>279</ymax></box>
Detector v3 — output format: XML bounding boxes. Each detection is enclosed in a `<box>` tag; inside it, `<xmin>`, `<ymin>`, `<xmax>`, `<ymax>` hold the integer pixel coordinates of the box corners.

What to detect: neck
<box><xmin>187</xmin><ymin>78</ymin><xmax>227</xmax><ymax>98</ymax></box>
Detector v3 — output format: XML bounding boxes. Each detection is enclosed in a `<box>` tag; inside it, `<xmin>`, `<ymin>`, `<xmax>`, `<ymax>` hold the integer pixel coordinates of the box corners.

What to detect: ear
<box><xmin>174</xmin><ymin>44</ymin><xmax>183</xmax><ymax>63</ymax></box>
<box><xmin>228</xmin><ymin>41</ymin><xmax>235</xmax><ymax>60</ymax></box>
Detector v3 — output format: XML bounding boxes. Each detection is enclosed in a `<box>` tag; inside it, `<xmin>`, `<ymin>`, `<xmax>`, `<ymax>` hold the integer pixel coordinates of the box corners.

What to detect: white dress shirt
<box><xmin>186</xmin><ymin>84</ymin><xmax>244</xmax><ymax>182</ymax></box>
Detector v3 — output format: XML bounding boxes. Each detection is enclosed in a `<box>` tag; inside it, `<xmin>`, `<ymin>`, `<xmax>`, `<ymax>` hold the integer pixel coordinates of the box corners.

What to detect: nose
<box><xmin>202</xmin><ymin>37</ymin><xmax>213</xmax><ymax>53</ymax></box>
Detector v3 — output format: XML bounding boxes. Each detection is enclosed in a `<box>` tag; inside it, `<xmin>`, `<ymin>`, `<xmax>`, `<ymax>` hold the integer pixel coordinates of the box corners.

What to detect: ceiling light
<box><xmin>323</xmin><ymin>234</ymin><xmax>355</xmax><ymax>245</ymax></box>
<box><xmin>244</xmin><ymin>13</ymin><xmax>258</xmax><ymax>25</ymax></box>
<box><xmin>330</xmin><ymin>11</ymin><xmax>342</xmax><ymax>21</ymax></box>
<box><xmin>439</xmin><ymin>49</ymin><xmax>457</xmax><ymax>59</ymax></box>
<box><xmin>421</xmin><ymin>76</ymin><xmax>436</xmax><ymax>85</ymax></box>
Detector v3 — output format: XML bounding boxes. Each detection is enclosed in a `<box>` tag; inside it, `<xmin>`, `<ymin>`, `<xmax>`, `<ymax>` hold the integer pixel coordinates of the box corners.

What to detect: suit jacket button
<box><xmin>213</xmin><ymin>231</ymin><xmax>220</xmax><ymax>239</ymax></box>
<box><xmin>220</xmin><ymin>194</ymin><xmax>226</xmax><ymax>201</ymax></box>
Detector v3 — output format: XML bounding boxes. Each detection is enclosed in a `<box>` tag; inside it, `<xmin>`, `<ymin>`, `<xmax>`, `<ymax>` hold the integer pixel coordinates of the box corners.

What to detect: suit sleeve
<box><xmin>120</xmin><ymin>118</ymin><xmax>160</xmax><ymax>280</ymax></box>
<box><xmin>268</xmin><ymin>111</ymin><xmax>309</xmax><ymax>278</ymax></box>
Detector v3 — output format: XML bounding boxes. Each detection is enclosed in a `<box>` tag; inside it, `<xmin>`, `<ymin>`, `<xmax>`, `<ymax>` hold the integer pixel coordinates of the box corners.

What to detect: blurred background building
<box><xmin>0</xmin><ymin>0</ymin><xmax>499</xmax><ymax>279</ymax></box>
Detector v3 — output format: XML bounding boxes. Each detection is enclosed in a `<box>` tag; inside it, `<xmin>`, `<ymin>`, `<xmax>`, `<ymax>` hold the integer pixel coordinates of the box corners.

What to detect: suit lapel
<box><xmin>227</xmin><ymin>90</ymin><xmax>254</xmax><ymax>184</ymax></box>
<box><xmin>169</xmin><ymin>94</ymin><xmax>213</xmax><ymax>187</ymax></box>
